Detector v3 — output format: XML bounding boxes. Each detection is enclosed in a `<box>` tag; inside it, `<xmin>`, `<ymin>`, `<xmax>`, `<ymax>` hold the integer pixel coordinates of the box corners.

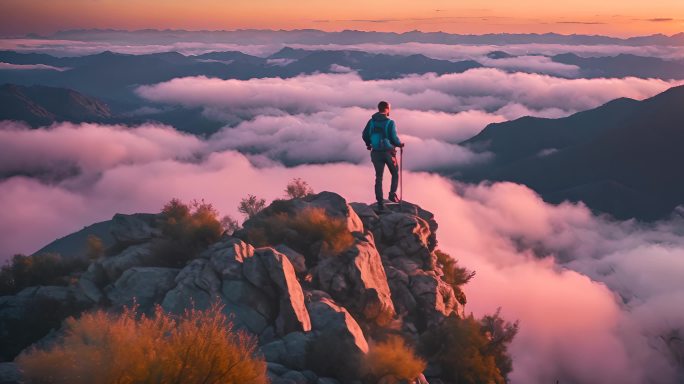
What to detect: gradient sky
<box><xmin>0</xmin><ymin>0</ymin><xmax>683</xmax><ymax>37</ymax></box>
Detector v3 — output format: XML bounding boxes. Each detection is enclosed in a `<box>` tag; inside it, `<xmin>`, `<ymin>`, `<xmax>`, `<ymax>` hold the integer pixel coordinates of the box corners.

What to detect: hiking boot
<box><xmin>388</xmin><ymin>193</ymin><xmax>400</xmax><ymax>203</ymax></box>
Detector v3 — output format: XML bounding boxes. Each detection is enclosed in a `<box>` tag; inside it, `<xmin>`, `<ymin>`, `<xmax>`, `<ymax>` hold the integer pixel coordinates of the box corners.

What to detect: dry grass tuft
<box><xmin>366</xmin><ymin>335</ymin><xmax>426</xmax><ymax>381</ymax></box>
<box><xmin>17</xmin><ymin>303</ymin><xmax>268</xmax><ymax>384</ymax></box>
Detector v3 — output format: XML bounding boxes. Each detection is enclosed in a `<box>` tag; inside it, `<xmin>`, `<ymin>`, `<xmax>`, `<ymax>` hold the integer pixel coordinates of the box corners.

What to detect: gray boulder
<box><xmin>99</xmin><ymin>243</ymin><xmax>155</xmax><ymax>283</ymax></box>
<box><xmin>410</xmin><ymin>272</ymin><xmax>458</xmax><ymax>328</ymax></box>
<box><xmin>105</xmin><ymin>267</ymin><xmax>179</xmax><ymax>313</ymax></box>
<box><xmin>306</xmin><ymin>293</ymin><xmax>368</xmax><ymax>379</ymax></box>
<box><xmin>243</xmin><ymin>248</ymin><xmax>311</xmax><ymax>335</ymax></box>
<box><xmin>262</xmin><ymin>331</ymin><xmax>313</xmax><ymax>370</ymax></box>
<box><xmin>314</xmin><ymin>232</ymin><xmax>395</xmax><ymax>325</ymax></box>
<box><xmin>110</xmin><ymin>213</ymin><xmax>160</xmax><ymax>245</ymax></box>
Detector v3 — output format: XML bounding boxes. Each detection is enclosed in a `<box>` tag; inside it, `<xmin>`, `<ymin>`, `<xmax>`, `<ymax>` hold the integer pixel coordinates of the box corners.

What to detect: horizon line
<box><xmin>2</xmin><ymin>27</ymin><xmax>683</xmax><ymax>40</ymax></box>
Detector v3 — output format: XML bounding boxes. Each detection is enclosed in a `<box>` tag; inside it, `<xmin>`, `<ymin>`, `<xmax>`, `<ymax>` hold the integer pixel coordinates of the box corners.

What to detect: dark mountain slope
<box><xmin>0</xmin><ymin>83</ymin><xmax>111</xmax><ymax>126</ymax></box>
<box><xmin>461</xmin><ymin>85</ymin><xmax>684</xmax><ymax>220</ymax></box>
<box><xmin>553</xmin><ymin>53</ymin><xmax>684</xmax><ymax>79</ymax></box>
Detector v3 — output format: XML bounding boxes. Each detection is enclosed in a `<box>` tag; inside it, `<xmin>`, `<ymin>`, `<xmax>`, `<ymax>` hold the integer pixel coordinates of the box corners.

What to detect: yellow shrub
<box><xmin>246</xmin><ymin>206</ymin><xmax>354</xmax><ymax>263</ymax></box>
<box><xmin>366</xmin><ymin>335</ymin><xmax>426</xmax><ymax>381</ymax></box>
<box><xmin>17</xmin><ymin>304</ymin><xmax>268</xmax><ymax>384</ymax></box>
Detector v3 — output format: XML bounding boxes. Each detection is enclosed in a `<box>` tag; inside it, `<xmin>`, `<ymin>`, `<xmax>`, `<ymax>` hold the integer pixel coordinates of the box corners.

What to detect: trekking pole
<box><xmin>399</xmin><ymin>146</ymin><xmax>403</xmax><ymax>206</ymax></box>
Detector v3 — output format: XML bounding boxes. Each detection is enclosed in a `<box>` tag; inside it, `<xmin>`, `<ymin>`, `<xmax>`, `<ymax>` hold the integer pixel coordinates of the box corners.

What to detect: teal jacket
<box><xmin>362</xmin><ymin>112</ymin><xmax>402</xmax><ymax>151</ymax></box>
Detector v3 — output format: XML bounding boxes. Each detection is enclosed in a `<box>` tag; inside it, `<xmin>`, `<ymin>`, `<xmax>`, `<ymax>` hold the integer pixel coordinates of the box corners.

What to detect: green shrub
<box><xmin>420</xmin><ymin>313</ymin><xmax>518</xmax><ymax>384</ymax></box>
<box><xmin>17</xmin><ymin>304</ymin><xmax>268</xmax><ymax>384</ymax></box>
<box><xmin>0</xmin><ymin>253</ymin><xmax>88</xmax><ymax>295</ymax></box>
<box><xmin>435</xmin><ymin>250</ymin><xmax>476</xmax><ymax>305</ymax></box>
<box><xmin>244</xmin><ymin>206</ymin><xmax>354</xmax><ymax>265</ymax></box>
<box><xmin>366</xmin><ymin>335</ymin><xmax>426</xmax><ymax>381</ymax></box>
<box><xmin>153</xmin><ymin>199</ymin><xmax>223</xmax><ymax>267</ymax></box>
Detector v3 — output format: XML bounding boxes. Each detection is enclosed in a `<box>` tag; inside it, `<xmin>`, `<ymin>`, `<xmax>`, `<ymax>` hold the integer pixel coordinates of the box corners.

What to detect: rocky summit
<box><xmin>0</xmin><ymin>192</ymin><xmax>468</xmax><ymax>384</ymax></box>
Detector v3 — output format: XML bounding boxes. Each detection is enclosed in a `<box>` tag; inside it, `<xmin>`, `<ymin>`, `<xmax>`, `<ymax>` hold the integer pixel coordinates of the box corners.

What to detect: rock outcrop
<box><xmin>0</xmin><ymin>191</ymin><xmax>464</xmax><ymax>384</ymax></box>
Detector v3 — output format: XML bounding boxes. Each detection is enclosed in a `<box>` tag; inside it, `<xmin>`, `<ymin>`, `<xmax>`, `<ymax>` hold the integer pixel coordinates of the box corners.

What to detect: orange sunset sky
<box><xmin>0</xmin><ymin>0</ymin><xmax>683</xmax><ymax>37</ymax></box>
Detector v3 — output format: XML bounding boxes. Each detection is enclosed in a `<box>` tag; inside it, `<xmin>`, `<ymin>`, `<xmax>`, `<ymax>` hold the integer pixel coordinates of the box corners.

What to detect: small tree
<box><xmin>154</xmin><ymin>198</ymin><xmax>223</xmax><ymax>267</ymax></box>
<box><xmin>221</xmin><ymin>215</ymin><xmax>241</xmax><ymax>235</ymax></box>
<box><xmin>435</xmin><ymin>250</ymin><xmax>476</xmax><ymax>306</ymax></box>
<box><xmin>238</xmin><ymin>194</ymin><xmax>266</xmax><ymax>219</ymax></box>
<box><xmin>420</xmin><ymin>313</ymin><xmax>518</xmax><ymax>384</ymax></box>
<box><xmin>285</xmin><ymin>178</ymin><xmax>314</xmax><ymax>199</ymax></box>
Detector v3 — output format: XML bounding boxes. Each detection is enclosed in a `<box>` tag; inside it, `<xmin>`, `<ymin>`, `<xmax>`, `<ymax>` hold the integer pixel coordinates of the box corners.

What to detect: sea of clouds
<box><xmin>1</xmin><ymin>36</ymin><xmax>684</xmax><ymax>383</ymax></box>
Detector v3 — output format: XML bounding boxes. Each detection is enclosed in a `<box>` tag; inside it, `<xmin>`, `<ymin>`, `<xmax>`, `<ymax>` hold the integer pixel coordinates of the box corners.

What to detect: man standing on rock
<box><xmin>362</xmin><ymin>101</ymin><xmax>405</xmax><ymax>210</ymax></box>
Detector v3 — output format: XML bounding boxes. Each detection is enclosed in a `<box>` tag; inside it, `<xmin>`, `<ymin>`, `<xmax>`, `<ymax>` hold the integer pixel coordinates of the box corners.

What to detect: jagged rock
<box><xmin>99</xmin><ymin>243</ymin><xmax>155</xmax><ymax>283</ymax></box>
<box><xmin>202</xmin><ymin>237</ymin><xmax>254</xmax><ymax>279</ymax></box>
<box><xmin>314</xmin><ymin>233</ymin><xmax>395</xmax><ymax>325</ymax></box>
<box><xmin>351</xmin><ymin>202</ymin><xmax>438</xmax><ymax>268</ymax></box>
<box><xmin>306</xmin><ymin>293</ymin><xmax>368</xmax><ymax>378</ymax></box>
<box><xmin>410</xmin><ymin>273</ymin><xmax>458</xmax><ymax>328</ymax></box>
<box><xmin>162</xmin><ymin>258</ymin><xmax>221</xmax><ymax>313</ymax></box>
<box><xmin>385</xmin><ymin>266</ymin><xmax>417</xmax><ymax>316</ymax></box>
<box><xmin>243</xmin><ymin>248</ymin><xmax>311</xmax><ymax>336</ymax></box>
<box><xmin>262</xmin><ymin>332</ymin><xmax>313</xmax><ymax>370</ymax></box>
<box><xmin>275</xmin><ymin>244</ymin><xmax>307</xmax><ymax>275</ymax></box>
<box><xmin>105</xmin><ymin>267</ymin><xmax>179</xmax><ymax>313</ymax></box>
<box><xmin>0</xmin><ymin>363</ymin><xmax>22</xmax><ymax>384</ymax></box>
<box><xmin>110</xmin><ymin>213</ymin><xmax>160</xmax><ymax>245</ymax></box>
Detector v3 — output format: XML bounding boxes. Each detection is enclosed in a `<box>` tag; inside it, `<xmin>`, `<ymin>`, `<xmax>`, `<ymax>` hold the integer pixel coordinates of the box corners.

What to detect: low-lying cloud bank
<box><xmin>4</xmin><ymin>38</ymin><xmax>684</xmax><ymax>63</ymax></box>
<box><xmin>137</xmin><ymin>69</ymin><xmax>678</xmax><ymax>118</ymax></box>
<box><xmin>132</xmin><ymin>70</ymin><xmax>682</xmax><ymax>166</ymax></box>
<box><xmin>0</xmin><ymin>122</ymin><xmax>682</xmax><ymax>383</ymax></box>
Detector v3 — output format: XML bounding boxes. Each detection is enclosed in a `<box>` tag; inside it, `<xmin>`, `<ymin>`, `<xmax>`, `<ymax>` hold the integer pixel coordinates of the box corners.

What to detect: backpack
<box><xmin>369</xmin><ymin>119</ymin><xmax>392</xmax><ymax>151</ymax></box>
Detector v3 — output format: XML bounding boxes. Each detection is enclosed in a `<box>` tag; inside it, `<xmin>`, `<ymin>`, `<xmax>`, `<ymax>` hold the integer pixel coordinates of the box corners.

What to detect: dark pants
<box><xmin>371</xmin><ymin>150</ymin><xmax>398</xmax><ymax>203</ymax></box>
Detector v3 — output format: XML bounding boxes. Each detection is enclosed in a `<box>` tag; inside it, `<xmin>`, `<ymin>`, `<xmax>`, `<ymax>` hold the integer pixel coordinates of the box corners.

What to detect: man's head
<box><xmin>378</xmin><ymin>101</ymin><xmax>391</xmax><ymax>115</ymax></box>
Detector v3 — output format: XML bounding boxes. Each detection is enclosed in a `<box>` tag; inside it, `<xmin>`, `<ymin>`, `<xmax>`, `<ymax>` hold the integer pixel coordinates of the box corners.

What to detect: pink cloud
<box><xmin>137</xmin><ymin>69</ymin><xmax>681</xmax><ymax>118</ymax></box>
<box><xmin>0</xmin><ymin>144</ymin><xmax>682</xmax><ymax>383</ymax></box>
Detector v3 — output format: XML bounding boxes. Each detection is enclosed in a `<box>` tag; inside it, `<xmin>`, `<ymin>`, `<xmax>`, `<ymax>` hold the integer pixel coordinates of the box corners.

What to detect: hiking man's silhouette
<box><xmin>362</xmin><ymin>101</ymin><xmax>404</xmax><ymax>210</ymax></box>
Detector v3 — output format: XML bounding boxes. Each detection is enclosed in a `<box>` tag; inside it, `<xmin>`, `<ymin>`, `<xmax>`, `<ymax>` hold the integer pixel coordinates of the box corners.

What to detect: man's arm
<box><xmin>388</xmin><ymin>120</ymin><xmax>403</xmax><ymax>147</ymax></box>
<box><xmin>362</xmin><ymin>120</ymin><xmax>372</xmax><ymax>147</ymax></box>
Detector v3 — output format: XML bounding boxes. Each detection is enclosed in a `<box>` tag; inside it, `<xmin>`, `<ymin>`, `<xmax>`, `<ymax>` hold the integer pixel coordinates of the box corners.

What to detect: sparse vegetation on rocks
<box><xmin>152</xmin><ymin>198</ymin><xmax>223</xmax><ymax>267</ymax></box>
<box><xmin>0</xmin><ymin>253</ymin><xmax>88</xmax><ymax>295</ymax></box>
<box><xmin>16</xmin><ymin>304</ymin><xmax>268</xmax><ymax>384</ymax></box>
<box><xmin>285</xmin><ymin>177</ymin><xmax>314</xmax><ymax>199</ymax></box>
<box><xmin>1</xmin><ymin>189</ymin><xmax>517</xmax><ymax>384</ymax></box>
<box><xmin>366</xmin><ymin>335</ymin><xmax>426</xmax><ymax>382</ymax></box>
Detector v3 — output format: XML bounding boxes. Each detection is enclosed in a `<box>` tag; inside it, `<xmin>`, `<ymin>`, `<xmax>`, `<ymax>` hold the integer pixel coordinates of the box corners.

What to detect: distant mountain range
<box><xmin>551</xmin><ymin>53</ymin><xmax>684</xmax><ymax>79</ymax></box>
<box><xmin>0</xmin><ymin>48</ymin><xmax>480</xmax><ymax>104</ymax></box>
<box><xmin>0</xmin><ymin>83</ymin><xmax>111</xmax><ymax>126</ymax></box>
<box><xmin>460</xmin><ymin>85</ymin><xmax>684</xmax><ymax>221</ymax></box>
<box><xmin>39</xmin><ymin>29</ymin><xmax>684</xmax><ymax>47</ymax></box>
